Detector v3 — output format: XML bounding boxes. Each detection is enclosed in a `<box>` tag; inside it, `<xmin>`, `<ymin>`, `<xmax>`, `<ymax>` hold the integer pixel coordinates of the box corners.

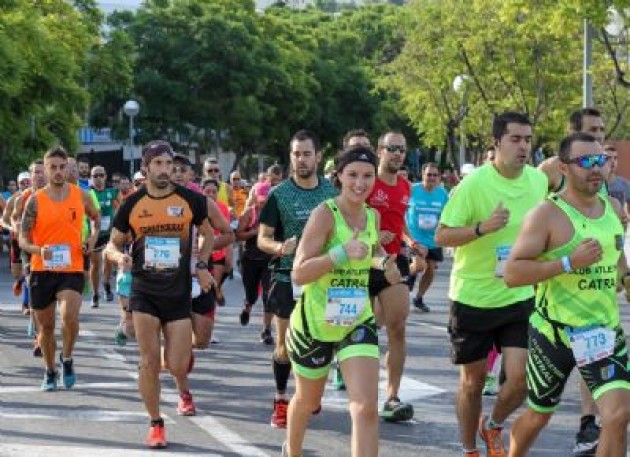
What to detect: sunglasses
<box><xmin>111</xmin><ymin>179</ymin><xmax>120</xmax><ymax>184</ymax></box>
<box><xmin>425</xmin><ymin>173</ymin><xmax>439</xmax><ymax>177</ymax></box>
<box><xmin>384</xmin><ymin>144</ymin><xmax>406</xmax><ymax>153</ymax></box>
<box><xmin>565</xmin><ymin>154</ymin><xmax>610</xmax><ymax>169</ymax></box>
<box><xmin>92</xmin><ymin>173</ymin><xmax>105</xmax><ymax>178</ymax></box>
<box><xmin>206</xmin><ymin>168</ymin><xmax>219</xmax><ymax>173</ymax></box>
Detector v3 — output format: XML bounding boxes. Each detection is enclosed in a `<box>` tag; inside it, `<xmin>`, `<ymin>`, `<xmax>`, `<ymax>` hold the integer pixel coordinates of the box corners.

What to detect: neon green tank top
<box><xmin>294</xmin><ymin>199</ymin><xmax>378</xmax><ymax>342</ymax></box>
<box><xmin>535</xmin><ymin>194</ymin><xmax>623</xmax><ymax>330</ymax></box>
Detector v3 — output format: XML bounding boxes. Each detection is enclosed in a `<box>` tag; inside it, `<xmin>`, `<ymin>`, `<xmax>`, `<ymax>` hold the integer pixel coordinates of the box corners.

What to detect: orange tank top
<box><xmin>232</xmin><ymin>188</ymin><xmax>248</xmax><ymax>217</ymax></box>
<box><xmin>31</xmin><ymin>184</ymin><xmax>85</xmax><ymax>272</ymax></box>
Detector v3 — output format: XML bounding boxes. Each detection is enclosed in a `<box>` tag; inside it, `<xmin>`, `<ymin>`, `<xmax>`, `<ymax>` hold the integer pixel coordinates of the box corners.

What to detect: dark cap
<box><xmin>142</xmin><ymin>140</ymin><xmax>174</xmax><ymax>166</ymax></box>
<box><xmin>335</xmin><ymin>146</ymin><xmax>378</xmax><ymax>173</ymax></box>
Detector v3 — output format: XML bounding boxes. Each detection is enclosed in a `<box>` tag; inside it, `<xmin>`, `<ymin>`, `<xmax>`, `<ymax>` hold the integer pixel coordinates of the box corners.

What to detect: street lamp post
<box><xmin>583</xmin><ymin>20</ymin><xmax>594</xmax><ymax>108</ymax></box>
<box><xmin>453</xmin><ymin>75</ymin><xmax>470</xmax><ymax>170</ymax></box>
<box><xmin>123</xmin><ymin>100</ymin><xmax>140</xmax><ymax>177</ymax></box>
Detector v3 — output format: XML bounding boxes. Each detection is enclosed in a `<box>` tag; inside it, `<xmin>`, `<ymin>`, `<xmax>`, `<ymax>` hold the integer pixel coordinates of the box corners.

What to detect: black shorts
<box><xmin>241</xmin><ymin>256</ymin><xmax>271</xmax><ymax>311</ymax></box>
<box><xmin>83</xmin><ymin>253</ymin><xmax>91</xmax><ymax>272</ymax></box>
<box><xmin>448</xmin><ymin>297</ymin><xmax>534</xmax><ymax>364</ymax></box>
<box><xmin>267</xmin><ymin>279</ymin><xmax>296</xmax><ymax>319</ymax></box>
<box><xmin>527</xmin><ymin>322</ymin><xmax>630</xmax><ymax>412</ymax></box>
<box><xmin>29</xmin><ymin>272</ymin><xmax>84</xmax><ymax>310</ymax></box>
<box><xmin>129</xmin><ymin>291</ymin><xmax>192</xmax><ymax>323</ymax></box>
<box><xmin>369</xmin><ymin>254</ymin><xmax>410</xmax><ymax>297</ymax></box>
<box><xmin>426</xmin><ymin>247</ymin><xmax>444</xmax><ymax>263</ymax></box>
<box><xmin>192</xmin><ymin>289</ymin><xmax>216</xmax><ymax>316</ymax></box>
<box><xmin>93</xmin><ymin>235</ymin><xmax>109</xmax><ymax>251</ymax></box>
<box><xmin>10</xmin><ymin>238</ymin><xmax>21</xmax><ymax>264</ymax></box>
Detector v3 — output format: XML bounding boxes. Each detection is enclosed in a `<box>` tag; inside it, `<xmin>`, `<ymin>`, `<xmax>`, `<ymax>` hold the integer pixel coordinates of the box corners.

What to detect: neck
<box><xmin>493</xmin><ymin>161</ymin><xmax>523</xmax><ymax>179</ymax></box>
<box><xmin>422</xmin><ymin>182</ymin><xmax>435</xmax><ymax>191</ymax></box>
<box><xmin>294</xmin><ymin>175</ymin><xmax>319</xmax><ymax>189</ymax></box>
<box><xmin>562</xmin><ymin>188</ymin><xmax>600</xmax><ymax>210</ymax></box>
<box><xmin>378</xmin><ymin>166</ymin><xmax>397</xmax><ymax>185</ymax></box>
<box><xmin>335</xmin><ymin>195</ymin><xmax>364</xmax><ymax>218</ymax></box>
<box><xmin>46</xmin><ymin>182</ymin><xmax>68</xmax><ymax>197</ymax></box>
<box><xmin>146</xmin><ymin>182</ymin><xmax>174</xmax><ymax>198</ymax></box>
<box><xmin>94</xmin><ymin>185</ymin><xmax>105</xmax><ymax>191</ymax></box>
<box><xmin>608</xmin><ymin>172</ymin><xmax>617</xmax><ymax>182</ymax></box>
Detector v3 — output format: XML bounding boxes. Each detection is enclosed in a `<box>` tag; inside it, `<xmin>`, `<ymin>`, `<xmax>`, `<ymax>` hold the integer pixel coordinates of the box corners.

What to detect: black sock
<box><xmin>150</xmin><ymin>418</ymin><xmax>164</xmax><ymax>427</ymax></box>
<box><xmin>580</xmin><ymin>414</ymin><xmax>596</xmax><ymax>428</ymax></box>
<box><xmin>272</xmin><ymin>356</ymin><xmax>291</xmax><ymax>393</ymax></box>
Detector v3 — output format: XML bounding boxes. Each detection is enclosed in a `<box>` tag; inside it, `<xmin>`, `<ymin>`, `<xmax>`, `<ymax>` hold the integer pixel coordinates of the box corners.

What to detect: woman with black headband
<box><xmin>283</xmin><ymin>145</ymin><xmax>401</xmax><ymax>457</ymax></box>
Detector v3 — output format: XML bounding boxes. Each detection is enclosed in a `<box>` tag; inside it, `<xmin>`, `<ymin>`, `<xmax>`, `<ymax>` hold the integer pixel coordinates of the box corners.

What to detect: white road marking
<box><xmin>416</xmin><ymin>321</ymin><xmax>447</xmax><ymax>333</ymax></box>
<box><xmin>0</xmin><ymin>381</ymin><xmax>135</xmax><ymax>395</ymax></box>
<box><xmin>0</xmin><ymin>407</ymin><xmax>175</xmax><ymax>424</ymax></box>
<box><xmin>189</xmin><ymin>416</ymin><xmax>271</xmax><ymax>457</ymax></box>
<box><xmin>0</xmin><ymin>444</ymin><xmax>222</xmax><ymax>456</ymax></box>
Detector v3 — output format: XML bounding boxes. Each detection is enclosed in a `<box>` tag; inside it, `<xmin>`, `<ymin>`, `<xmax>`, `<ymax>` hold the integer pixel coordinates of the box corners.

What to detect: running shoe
<box><xmin>482</xmin><ymin>373</ymin><xmax>499</xmax><ymax>396</ymax></box>
<box><xmin>211</xmin><ymin>336</ymin><xmax>221</xmax><ymax>344</ymax></box>
<box><xmin>239</xmin><ymin>305</ymin><xmax>251</xmax><ymax>326</ymax></box>
<box><xmin>33</xmin><ymin>337</ymin><xmax>42</xmax><ymax>357</ymax></box>
<box><xmin>91</xmin><ymin>294</ymin><xmax>99</xmax><ymax>309</ymax></box>
<box><xmin>573</xmin><ymin>415</ymin><xmax>599</xmax><ymax>456</ymax></box>
<box><xmin>332</xmin><ymin>364</ymin><xmax>346</xmax><ymax>391</ymax></box>
<box><xmin>270</xmin><ymin>398</ymin><xmax>289</xmax><ymax>429</ymax></box>
<box><xmin>146</xmin><ymin>423</ymin><xmax>167</xmax><ymax>449</ymax></box>
<box><xmin>104</xmin><ymin>283</ymin><xmax>114</xmax><ymax>302</ymax></box>
<box><xmin>281</xmin><ymin>441</ymin><xmax>289</xmax><ymax>457</ymax></box>
<box><xmin>478</xmin><ymin>415</ymin><xmax>506</xmax><ymax>457</ymax></box>
<box><xmin>114</xmin><ymin>327</ymin><xmax>128</xmax><ymax>347</ymax></box>
<box><xmin>22</xmin><ymin>303</ymin><xmax>30</xmax><ymax>316</ymax></box>
<box><xmin>412</xmin><ymin>296</ymin><xmax>430</xmax><ymax>312</ymax></box>
<box><xmin>312</xmin><ymin>405</ymin><xmax>322</xmax><ymax>415</ymax></box>
<box><xmin>379</xmin><ymin>396</ymin><xmax>414</xmax><ymax>422</ymax></box>
<box><xmin>176</xmin><ymin>391</ymin><xmax>196</xmax><ymax>416</ymax></box>
<box><xmin>41</xmin><ymin>370</ymin><xmax>58</xmax><ymax>391</ymax></box>
<box><xmin>12</xmin><ymin>278</ymin><xmax>23</xmax><ymax>297</ymax></box>
<box><xmin>216</xmin><ymin>295</ymin><xmax>226</xmax><ymax>307</ymax></box>
<box><xmin>60</xmin><ymin>355</ymin><xmax>76</xmax><ymax>389</ymax></box>
<box><xmin>260</xmin><ymin>328</ymin><xmax>274</xmax><ymax>345</ymax></box>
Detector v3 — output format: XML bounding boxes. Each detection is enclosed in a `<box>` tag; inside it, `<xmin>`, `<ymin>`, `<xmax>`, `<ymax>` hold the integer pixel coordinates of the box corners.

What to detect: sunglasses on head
<box><xmin>384</xmin><ymin>144</ymin><xmax>406</xmax><ymax>153</ymax></box>
<box><xmin>564</xmin><ymin>154</ymin><xmax>610</xmax><ymax>169</ymax></box>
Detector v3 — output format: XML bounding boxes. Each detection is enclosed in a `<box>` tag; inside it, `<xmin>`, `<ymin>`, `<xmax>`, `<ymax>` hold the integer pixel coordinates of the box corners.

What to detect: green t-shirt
<box><xmin>93</xmin><ymin>187</ymin><xmax>118</xmax><ymax>236</ymax></box>
<box><xmin>293</xmin><ymin>199</ymin><xmax>377</xmax><ymax>342</ymax></box>
<box><xmin>533</xmin><ymin>194</ymin><xmax>623</xmax><ymax>343</ymax></box>
<box><xmin>82</xmin><ymin>189</ymin><xmax>100</xmax><ymax>242</ymax></box>
<box><xmin>439</xmin><ymin>163</ymin><xmax>548</xmax><ymax>308</ymax></box>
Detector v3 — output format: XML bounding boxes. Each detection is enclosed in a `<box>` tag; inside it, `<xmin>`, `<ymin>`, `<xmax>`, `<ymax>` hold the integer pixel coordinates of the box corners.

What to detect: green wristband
<box><xmin>328</xmin><ymin>244</ymin><xmax>348</xmax><ymax>266</ymax></box>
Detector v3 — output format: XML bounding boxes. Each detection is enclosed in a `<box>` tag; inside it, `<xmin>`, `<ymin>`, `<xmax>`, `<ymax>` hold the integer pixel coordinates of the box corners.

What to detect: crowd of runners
<box><xmin>1</xmin><ymin>107</ymin><xmax>630</xmax><ymax>457</ymax></box>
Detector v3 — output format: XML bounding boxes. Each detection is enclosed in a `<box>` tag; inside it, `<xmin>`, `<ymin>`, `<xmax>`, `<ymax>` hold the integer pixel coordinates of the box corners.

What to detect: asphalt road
<box><xmin>0</xmin><ymin>249</ymin><xmax>628</xmax><ymax>456</ymax></box>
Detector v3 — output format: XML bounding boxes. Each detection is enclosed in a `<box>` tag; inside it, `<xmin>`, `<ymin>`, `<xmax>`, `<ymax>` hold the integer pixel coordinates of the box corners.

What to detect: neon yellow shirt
<box><xmin>439</xmin><ymin>163</ymin><xmax>548</xmax><ymax>308</ymax></box>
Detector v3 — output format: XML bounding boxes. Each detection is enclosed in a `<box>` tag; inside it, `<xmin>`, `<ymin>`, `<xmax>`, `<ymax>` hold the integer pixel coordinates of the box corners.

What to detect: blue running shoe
<box><xmin>60</xmin><ymin>355</ymin><xmax>76</xmax><ymax>389</ymax></box>
<box><xmin>41</xmin><ymin>370</ymin><xmax>58</xmax><ymax>392</ymax></box>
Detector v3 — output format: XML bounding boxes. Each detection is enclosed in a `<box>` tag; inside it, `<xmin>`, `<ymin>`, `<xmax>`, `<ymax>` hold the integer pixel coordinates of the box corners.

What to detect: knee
<box><xmin>62</xmin><ymin>315</ymin><xmax>79</xmax><ymax>328</ymax></box>
<box><xmin>348</xmin><ymin>399</ymin><xmax>378</xmax><ymax>423</ymax></box>
<box><xmin>460</xmin><ymin>372</ymin><xmax>485</xmax><ymax>395</ymax></box>
<box><xmin>600</xmin><ymin>403</ymin><xmax>630</xmax><ymax>429</ymax></box>
<box><xmin>386</xmin><ymin>321</ymin><xmax>406</xmax><ymax>342</ymax></box>
<box><xmin>525</xmin><ymin>410</ymin><xmax>552</xmax><ymax>429</ymax></box>
<box><xmin>292</xmin><ymin>393</ymin><xmax>321</xmax><ymax>414</ymax></box>
<box><xmin>506</xmin><ymin>372</ymin><xmax>528</xmax><ymax>397</ymax></box>
<box><xmin>138</xmin><ymin>355</ymin><xmax>161</xmax><ymax>375</ymax></box>
<box><xmin>275</xmin><ymin>346</ymin><xmax>289</xmax><ymax>363</ymax></box>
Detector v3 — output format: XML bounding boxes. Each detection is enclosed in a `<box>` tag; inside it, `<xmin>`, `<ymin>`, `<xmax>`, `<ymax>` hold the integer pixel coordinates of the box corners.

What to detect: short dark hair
<box><xmin>558</xmin><ymin>132</ymin><xmax>598</xmax><ymax>163</ymax></box>
<box><xmin>290</xmin><ymin>129</ymin><xmax>320</xmax><ymax>152</ymax></box>
<box><xmin>44</xmin><ymin>146</ymin><xmax>68</xmax><ymax>161</ymax></box>
<box><xmin>492</xmin><ymin>112</ymin><xmax>531</xmax><ymax>141</ymax></box>
<box><xmin>422</xmin><ymin>162</ymin><xmax>439</xmax><ymax>172</ymax></box>
<box><xmin>342</xmin><ymin>129</ymin><xmax>370</xmax><ymax>148</ymax></box>
<box><xmin>201</xmin><ymin>178</ymin><xmax>219</xmax><ymax>189</ymax></box>
<box><xmin>173</xmin><ymin>154</ymin><xmax>191</xmax><ymax>167</ymax></box>
<box><xmin>30</xmin><ymin>159</ymin><xmax>44</xmax><ymax>169</ymax></box>
<box><xmin>568</xmin><ymin>108</ymin><xmax>602</xmax><ymax>132</ymax></box>
<box><xmin>77</xmin><ymin>156</ymin><xmax>89</xmax><ymax>165</ymax></box>
<box><xmin>267</xmin><ymin>164</ymin><xmax>283</xmax><ymax>176</ymax></box>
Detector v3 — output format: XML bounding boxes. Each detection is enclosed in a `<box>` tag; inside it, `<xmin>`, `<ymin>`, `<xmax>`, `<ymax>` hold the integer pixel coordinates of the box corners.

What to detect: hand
<box><xmin>410</xmin><ymin>254</ymin><xmax>426</xmax><ymax>275</ymax></box>
<box><xmin>481</xmin><ymin>202</ymin><xmax>510</xmax><ymax>234</ymax></box>
<box><xmin>40</xmin><ymin>245</ymin><xmax>53</xmax><ymax>260</ymax></box>
<box><xmin>281</xmin><ymin>236</ymin><xmax>297</xmax><ymax>256</ymax></box>
<box><xmin>344</xmin><ymin>228</ymin><xmax>369</xmax><ymax>260</ymax></box>
<box><xmin>409</xmin><ymin>242</ymin><xmax>428</xmax><ymax>257</ymax></box>
<box><xmin>379</xmin><ymin>230</ymin><xmax>395</xmax><ymax>245</ymax></box>
<box><xmin>197</xmin><ymin>268</ymin><xmax>215</xmax><ymax>293</ymax></box>
<box><xmin>570</xmin><ymin>238</ymin><xmax>603</xmax><ymax>269</ymax></box>
<box><xmin>118</xmin><ymin>253</ymin><xmax>132</xmax><ymax>271</ymax></box>
<box><xmin>84</xmin><ymin>234</ymin><xmax>98</xmax><ymax>254</ymax></box>
<box><xmin>384</xmin><ymin>254</ymin><xmax>402</xmax><ymax>285</ymax></box>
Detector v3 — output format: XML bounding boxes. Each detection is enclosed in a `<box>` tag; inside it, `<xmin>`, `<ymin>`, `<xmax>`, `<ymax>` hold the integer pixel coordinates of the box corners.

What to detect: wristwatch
<box><xmin>195</xmin><ymin>260</ymin><xmax>209</xmax><ymax>270</ymax></box>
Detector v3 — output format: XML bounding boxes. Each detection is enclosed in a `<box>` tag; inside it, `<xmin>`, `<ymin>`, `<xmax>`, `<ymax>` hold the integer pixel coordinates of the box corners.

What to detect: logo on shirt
<box><xmin>601</xmin><ymin>364</ymin><xmax>615</xmax><ymax>381</ymax></box>
<box><xmin>167</xmin><ymin>206</ymin><xmax>185</xmax><ymax>217</ymax></box>
<box><xmin>370</xmin><ymin>189</ymin><xmax>389</xmax><ymax>207</ymax></box>
<box><xmin>139</xmin><ymin>208</ymin><xmax>153</xmax><ymax>219</ymax></box>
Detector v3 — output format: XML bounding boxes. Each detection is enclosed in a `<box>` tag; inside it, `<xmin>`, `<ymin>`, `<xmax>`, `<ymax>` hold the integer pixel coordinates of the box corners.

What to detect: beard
<box><xmin>296</xmin><ymin>166</ymin><xmax>315</xmax><ymax>179</ymax></box>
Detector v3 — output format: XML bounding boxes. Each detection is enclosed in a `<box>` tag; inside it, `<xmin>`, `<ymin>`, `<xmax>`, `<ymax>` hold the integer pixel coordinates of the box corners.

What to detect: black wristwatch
<box><xmin>195</xmin><ymin>260</ymin><xmax>209</xmax><ymax>270</ymax></box>
<box><xmin>474</xmin><ymin>222</ymin><xmax>484</xmax><ymax>237</ymax></box>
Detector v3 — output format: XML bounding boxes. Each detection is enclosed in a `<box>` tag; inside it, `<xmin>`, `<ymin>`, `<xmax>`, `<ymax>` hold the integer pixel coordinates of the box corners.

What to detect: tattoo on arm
<box><xmin>21</xmin><ymin>197</ymin><xmax>37</xmax><ymax>237</ymax></box>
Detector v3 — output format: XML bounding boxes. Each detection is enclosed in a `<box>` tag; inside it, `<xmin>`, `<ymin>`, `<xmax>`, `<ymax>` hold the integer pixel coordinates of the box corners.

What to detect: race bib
<box><xmin>144</xmin><ymin>237</ymin><xmax>180</xmax><ymax>270</ymax></box>
<box><xmin>292</xmin><ymin>281</ymin><xmax>303</xmax><ymax>300</ymax></box>
<box><xmin>565</xmin><ymin>326</ymin><xmax>615</xmax><ymax>368</ymax></box>
<box><xmin>325</xmin><ymin>287</ymin><xmax>366</xmax><ymax>327</ymax></box>
<box><xmin>191</xmin><ymin>278</ymin><xmax>202</xmax><ymax>298</ymax></box>
<box><xmin>417</xmin><ymin>213</ymin><xmax>438</xmax><ymax>230</ymax></box>
<box><xmin>100</xmin><ymin>215</ymin><xmax>111</xmax><ymax>232</ymax></box>
<box><xmin>43</xmin><ymin>244</ymin><xmax>71</xmax><ymax>269</ymax></box>
<box><xmin>230</xmin><ymin>220</ymin><xmax>239</xmax><ymax>230</ymax></box>
<box><xmin>495</xmin><ymin>245</ymin><xmax>511</xmax><ymax>277</ymax></box>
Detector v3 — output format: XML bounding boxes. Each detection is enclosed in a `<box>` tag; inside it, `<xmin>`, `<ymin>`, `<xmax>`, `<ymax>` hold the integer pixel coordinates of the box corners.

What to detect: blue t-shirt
<box><xmin>1</xmin><ymin>191</ymin><xmax>12</xmax><ymax>200</ymax></box>
<box><xmin>406</xmin><ymin>183</ymin><xmax>449</xmax><ymax>248</ymax></box>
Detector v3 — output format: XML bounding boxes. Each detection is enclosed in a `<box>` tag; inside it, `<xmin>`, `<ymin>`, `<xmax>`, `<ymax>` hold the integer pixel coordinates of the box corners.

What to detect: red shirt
<box><xmin>211</xmin><ymin>200</ymin><xmax>231</xmax><ymax>262</ymax></box>
<box><xmin>367</xmin><ymin>176</ymin><xmax>410</xmax><ymax>254</ymax></box>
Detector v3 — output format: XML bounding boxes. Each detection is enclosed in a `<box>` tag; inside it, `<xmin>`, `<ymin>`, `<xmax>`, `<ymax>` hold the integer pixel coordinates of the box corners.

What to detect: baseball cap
<box><xmin>142</xmin><ymin>140</ymin><xmax>174</xmax><ymax>166</ymax></box>
<box><xmin>17</xmin><ymin>172</ymin><xmax>31</xmax><ymax>183</ymax></box>
<box><xmin>133</xmin><ymin>171</ymin><xmax>145</xmax><ymax>182</ymax></box>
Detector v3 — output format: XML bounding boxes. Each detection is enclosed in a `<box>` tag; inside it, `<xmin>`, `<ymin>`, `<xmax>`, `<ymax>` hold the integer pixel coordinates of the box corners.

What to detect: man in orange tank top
<box><xmin>19</xmin><ymin>146</ymin><xmax>101</xmax><ymax>392</ymax></box>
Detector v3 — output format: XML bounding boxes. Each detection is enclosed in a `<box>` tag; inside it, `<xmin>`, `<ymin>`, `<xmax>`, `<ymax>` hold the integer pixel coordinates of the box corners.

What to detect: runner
<box><xmin>106</xmin><ymin>140</ymin><xmax>214</xmax><ymax>448</ymax></box>
<box><xmin>406</xmin><ymin>162</ymin><xmax>449</xmax><ymax>312</ymax></box>
<box><xmin>367</xmin><ymin>131</ymin><xmax>424</xmax><ymax>422</ymax></box>
<box><xmin>257</xmin><ymin>129</ymin><xmax>337</xmax><ymax>428</ymax></box>
<box><xmin>203</xmin><ymin>179</ymin><xmax>231</xmax><ymax>308</ymax></box>
<box><xmin>435</xmin><ymin>112</ymin><xmax>548</xmax><ymax>457</ymax></box>
<box><xmin>236</xmin><ymin>182</ymin><xmax>274</xmax><ymax>343</ymax></box>
<box><xmin>284</xmin><ymin>145</ymin><xmax>399</xmax><ymax>457</ymax></box>
<box><xmin>89</xmin><ymin>165</ymin><xmax>119</xmax><ymax>307</ymax></box>
<box><xmin>504</xmin><ymin>132</ymin><xmax>630</xmax><ymax>457</ymax></box>
<box><xmin>19</xmin><ymin>147</ymin><xmax>100</xmax><ymax>391</ymax></box>
<box><xmin>77</xmin><ymin>157</ymin><xmax>91</xmax><ymax>189</ymax></box>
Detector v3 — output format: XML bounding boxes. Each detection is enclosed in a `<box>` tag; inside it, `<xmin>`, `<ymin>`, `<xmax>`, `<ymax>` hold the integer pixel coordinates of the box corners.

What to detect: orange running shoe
<box><xmin>12</xmin><ymin>279</ymin><xmax>22</xmax><ymax>297</ymax></box>
<box><xmin>146</xmin><ymin>423</ymin><xmax>167</xmax><ymax>449</ymax></box>
<box><xmin>177</xmin><ymin>391</ymin><xmax>196</xmax><ymax>416</ymax></box>
<box><xmin>478</xmin><ymin>415</ymin><xmax>506</xmax><ymax>457</ymax></box>
<box><xmin>270</xmin><ymin>398</ymin><xmax>289</xmax><ymax>429</ymax></box>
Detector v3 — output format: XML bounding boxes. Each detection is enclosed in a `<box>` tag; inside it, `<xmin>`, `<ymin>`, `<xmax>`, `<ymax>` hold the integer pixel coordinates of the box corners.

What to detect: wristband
<box><xmin>328</xmin><ymin>244</ymin><xmax>348</xmax><ymax>266</ymax></box>
<box><xmin>474</xmin><ymin>222</ymin><xmax>484</xmax><ymax>237</ymax></box>
<box><xmin>561</xmin><ymin>255</ymin><xmax>573</xmax><ymax>273</ymax></box>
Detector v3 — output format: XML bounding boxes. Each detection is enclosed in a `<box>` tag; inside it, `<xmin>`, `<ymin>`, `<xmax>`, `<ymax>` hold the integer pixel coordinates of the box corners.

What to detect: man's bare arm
<box><xmin>104</xmin><ymin>228</ymin><xmax>128</xmax><ymax>264</ymax></box>
<box><xmin>18</xmin><ymin>197</ymin><xmax>41</xmax><ymax>255</ymax></box>
<box><xmin>1</xmin><ymin>195</ymin><xmax>16</xmax><ymax>231</ymax></box>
